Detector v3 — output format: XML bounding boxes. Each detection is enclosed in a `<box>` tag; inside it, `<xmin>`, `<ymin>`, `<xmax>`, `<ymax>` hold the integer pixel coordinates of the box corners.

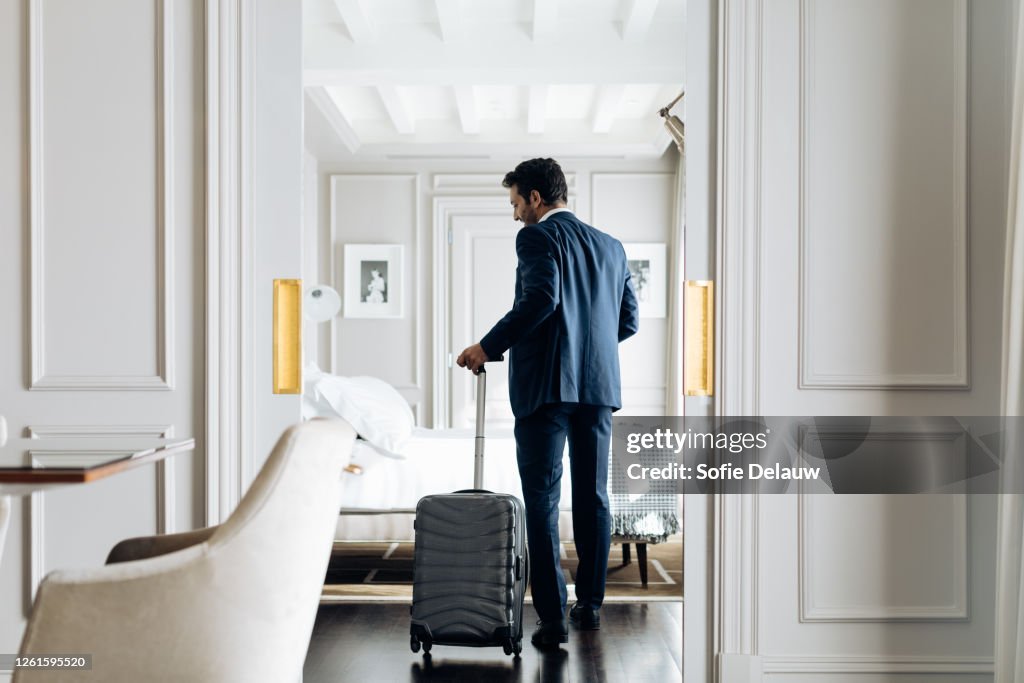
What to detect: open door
<box><xmin>712</xmin><ymin>0</ymin><xmax>1014</xmax><ymax>678</ymax></box>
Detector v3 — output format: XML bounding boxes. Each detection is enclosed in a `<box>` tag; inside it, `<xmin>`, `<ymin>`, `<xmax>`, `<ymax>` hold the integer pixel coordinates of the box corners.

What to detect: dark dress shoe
<box><xmin>569</xmin><ymin>603</ymin><xmax>600</xmax><ymax>630</ymax></box>
<box><xmin>531</xmin><ymin>619</ymin><xmax>569</xmax><ymax>649</ymax></box>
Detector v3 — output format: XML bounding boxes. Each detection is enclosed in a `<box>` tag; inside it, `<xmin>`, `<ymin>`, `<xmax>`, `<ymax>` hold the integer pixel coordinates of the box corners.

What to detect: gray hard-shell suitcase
<box><xmin>409</xmin><ymin>361</ymin><xmax>529</xmax><ymax>657</ymax></box>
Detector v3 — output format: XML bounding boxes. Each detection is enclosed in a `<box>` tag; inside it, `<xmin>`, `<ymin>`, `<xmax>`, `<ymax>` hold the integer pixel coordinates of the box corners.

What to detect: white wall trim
<box><xmin>799</xmin><ymin>491</ymin><xmax>969</xmax><ymax>622</ymax></box>
<box><xmin>798</xmin><ymin>0</ymin><xmax>970</xmax><ymax>390</ymax></box>
<box><xmin>432</xmin><ymin>173</ymin><xmax>577</xmax><ymax>192</ymax></box>
<box><xmin>205</xmin><ymin>0</ymin><xmax>253</xmax><ymax>524</ymax></box>
<box><xmin>157</xmin><ymin>0</ymin><xmax>176</xmax><ymax>393</ymax></box>
<box><xmin>27</xmin><ymin>425</ymin><xmax>173</xmax><ymax>439</ymax></box>
<box><xmin>237</xmin><ymin>0</ymin><xmax>256</xmax><ymax>497</ymax></box>
<box><xmin>29</xmin><ymin>0</ymin><xmax>175</xmax><ymax>392</ymax></box>
<box><xmin>715</xmin><ymin>1</ymin><xmax>764</xmax><ymax>677</ymax></box>
<box><xmin>716</xmin><ymin>0</ymin><xmax>764</xmax><ymax>418</ymax></box>
<box><xmin>413</xmin><ymin>175</ymin><xmax>425</xmax><ymax>426</ymax></box>
<box><xmin>716</xmin><ymin>493</ymin><xmax>760</xmax><ymax>661</ymax></box>
<box><xmin>761</xmin><ymin>655</ymin><xmax>994</xmax><ymax>674</ymax></box>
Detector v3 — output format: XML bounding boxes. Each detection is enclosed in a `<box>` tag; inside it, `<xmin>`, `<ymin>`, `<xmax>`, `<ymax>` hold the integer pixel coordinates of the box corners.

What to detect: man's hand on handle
<box><xmin>457</xmin><ymin>344</ymin><xmax>490</xmax><ymax>374</ymax></box>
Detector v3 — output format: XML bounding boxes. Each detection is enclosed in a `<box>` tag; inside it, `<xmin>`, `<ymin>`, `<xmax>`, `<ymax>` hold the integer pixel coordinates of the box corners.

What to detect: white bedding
<box><xmin>335</xmin><ymin>426</ymin><xmax>574</xmax><ymax>541</ymax></box>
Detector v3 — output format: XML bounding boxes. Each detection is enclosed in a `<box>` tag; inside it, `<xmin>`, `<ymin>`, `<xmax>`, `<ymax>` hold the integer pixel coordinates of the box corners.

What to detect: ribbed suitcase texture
<box><xmin>410</xmin><ymin>492</ymin><xmax>527</xmax><ymax>655</ymax></box>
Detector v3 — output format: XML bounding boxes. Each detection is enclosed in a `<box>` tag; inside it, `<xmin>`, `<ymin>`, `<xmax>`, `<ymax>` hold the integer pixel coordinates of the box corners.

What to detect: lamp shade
<box><xmin>663</xmin><ymin>114</ymin><xmax>685</xmax><ymax>153</ymax></box>
<box><xmin>304</xmin><ymin>285</ymin><xmax>341</xmax><ymax>323</ymax></box>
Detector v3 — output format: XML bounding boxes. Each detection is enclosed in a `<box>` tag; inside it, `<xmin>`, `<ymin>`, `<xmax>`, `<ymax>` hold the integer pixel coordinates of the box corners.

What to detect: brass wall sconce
<box><xmin>273</xmin><ymin>279</ymin><xmax>302</xmax><ymax>394</ymax></box>
<box><xmin>684</xmin><ymin>280</ymin><xmax>714</xmax><ymax>396</ymax></box>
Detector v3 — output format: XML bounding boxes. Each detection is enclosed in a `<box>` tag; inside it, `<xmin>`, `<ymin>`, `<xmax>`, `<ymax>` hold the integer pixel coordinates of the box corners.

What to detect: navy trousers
<box><xmin>514</xmin><ymin>402</ymin><xmax>612</xmax><ymax>624</ymax></box>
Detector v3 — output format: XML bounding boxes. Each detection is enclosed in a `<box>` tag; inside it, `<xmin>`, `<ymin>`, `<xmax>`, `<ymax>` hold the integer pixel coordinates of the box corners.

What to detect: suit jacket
<box><xmin>480</xmin><ymin>210</ymin><xmax>639</xmax><ymax>419</ymax></box>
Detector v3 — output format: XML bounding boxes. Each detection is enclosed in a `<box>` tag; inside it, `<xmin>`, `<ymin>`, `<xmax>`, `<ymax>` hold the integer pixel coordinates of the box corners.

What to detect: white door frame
<box><xmin>432</xmin><ymin>196</ymin><xmax>510</xmax><ymax>428</ymax></box>
<box><xmin>204</xmin><ymin>0</ymin><xmax>304</xmax><ymax>524</ymax></box>
<box><xmin>684</xmin><ymin>0</ymin><xmax>723</xmax><ymax>681</ymax></box>
<box><xmin>204</xmin><ymin>0</ymin><xmax>251</xmax><ymax>525</ymax></box>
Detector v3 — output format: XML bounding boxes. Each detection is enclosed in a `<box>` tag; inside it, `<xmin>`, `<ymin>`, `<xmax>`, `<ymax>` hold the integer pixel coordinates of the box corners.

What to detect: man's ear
<box><xmin>530</xmin><ymin>189</ymin><xmax>542</xmax><ymax>206</ymax></box>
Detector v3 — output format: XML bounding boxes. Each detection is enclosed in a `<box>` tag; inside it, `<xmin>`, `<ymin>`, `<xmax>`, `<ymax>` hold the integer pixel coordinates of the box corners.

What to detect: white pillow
<box><xmin>304</xmin><ymin>366</ymin><xmax>414</xmax><ymax>458</ymax></box>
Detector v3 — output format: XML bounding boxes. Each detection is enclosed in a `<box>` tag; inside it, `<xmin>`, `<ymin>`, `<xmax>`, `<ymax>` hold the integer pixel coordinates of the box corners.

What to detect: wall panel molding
<box><xmin>27</xmin><ymin>424</ymin><xmax>173</xmax><ymax>439</ymax></box>
<box><xmin>29</xmin><ymin>0</ymin><xmax>175</xmax><ymax>391</ymax></box>
<box><xmin>799</xmin><ymin>485</ymin><xmax>968</xmax><ymax>622</ymax></box>
<box><xmin>762</xmin><ymin>655</ymin><xmax>993</xmax><ymax>675</ymax></box>
<box><xmin>798</xmin><ymin>0</ymin><xmax>969</xmax><ymax>390</ymax></box>
<box><xmin>434</xmin><ymin>173</ymin><xmax>576</xmax><ymax>193</ymax></box>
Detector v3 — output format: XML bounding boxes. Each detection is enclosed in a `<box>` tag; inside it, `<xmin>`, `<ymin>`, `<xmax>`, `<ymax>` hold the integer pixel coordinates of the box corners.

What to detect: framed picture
<box><xmin>343</xmin><ymin>244</ymin><xmax>404</xmax><ymax>318</ymax></box>
<box><xmin>623</xmin><ymin>242</ymin><xmax>667</xmax><ymax>318</ymax></box>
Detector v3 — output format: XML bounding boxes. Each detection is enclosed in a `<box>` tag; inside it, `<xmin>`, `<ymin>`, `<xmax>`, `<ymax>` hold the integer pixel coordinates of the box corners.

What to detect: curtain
<box><xmin>665</xmin><ymin>147</ymin><xmax>686</xmax><ymax>416</ymax></box>
<box><xmin>994</xmin><ymin>2</ymin><xmax>1024</xmax><ymax>680</ymax></box>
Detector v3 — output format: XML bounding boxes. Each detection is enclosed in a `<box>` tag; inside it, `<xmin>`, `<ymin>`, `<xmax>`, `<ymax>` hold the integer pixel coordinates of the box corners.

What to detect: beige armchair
<box><xmin>15</xmin><ymin>419</ymin><xmax>356</xmax><ymax>683</ymax></box>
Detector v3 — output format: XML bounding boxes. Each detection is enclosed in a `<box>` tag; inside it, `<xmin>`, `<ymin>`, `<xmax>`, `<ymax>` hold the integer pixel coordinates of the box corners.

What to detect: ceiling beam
<box><xmin>527</xmin><ymin>85</ymin><xmax>548</xmax><ymax>134</ymax></box>
<box><xmin>305</xmin><ymin>24</ymin><xmax>685</xmax><ymax>86</ymax></box>
<box><xmin>453</xmin><ymin>85</ymin><xmax>480</xmax><ymax>135</ymax></box>
<box><xmin>532</xmin><ymin>0</ymin><xmax>558</xmax><ymax>41</ymax></box>
<box><xmin>592</xmin><ymin>85</ymin><xmax>626</xmax><ymax>133</ymax></box>
<box><xmin>622</xmin><ymin>0</ymin><xmax>660</xmax><ymax>42</ymax></box>
<box><xmin>333</xmin><ymin>0</ymin><xmax>377</xmax><ymax>43</ymax></box>
<box><xmin>434</xmin><ymin>0</ymin><xmax>464</xmax><ymax>42</ymax></box>
<box><xmin>307</xmin><ymin>65</ymin><xmax>682</xmax><ymax>87</ymax></box>
<box><xmin>357</xmin><ymin>139</ymin><xmax>668</xmax><ymax>160</ymax></box>
<box><xmin>306</xmin><ymin>87</ymin><xmax>360</xmax><ymax>153</ymax></box>
<box><xmin>377</xmin><ymin>85</ymin><xmax>415</xmax><ymax>134</ymax></box>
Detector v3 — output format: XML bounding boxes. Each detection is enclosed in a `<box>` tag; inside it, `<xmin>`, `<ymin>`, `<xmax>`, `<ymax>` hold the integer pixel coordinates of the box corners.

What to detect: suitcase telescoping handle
<box><xmin>473</xmin><ymin>355</ymin><xmax>504</xmax><ymax>490</ymax></box>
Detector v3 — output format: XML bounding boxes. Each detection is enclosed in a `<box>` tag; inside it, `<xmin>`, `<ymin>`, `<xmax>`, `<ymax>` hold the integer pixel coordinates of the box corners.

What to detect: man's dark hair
<box><xmin>502</xmin><ymin>158</ymin><xmax>568</xmax><ymax>205</ymax></box>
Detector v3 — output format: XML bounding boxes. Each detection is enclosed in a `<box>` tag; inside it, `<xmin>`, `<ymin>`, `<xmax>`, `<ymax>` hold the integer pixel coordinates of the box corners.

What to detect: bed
<box><xmin>304</xmin><ymin>368</ymin><xmax>681</xmax><ymax>571</ymax></box>
<box><xmin>335</xmin><ymin>427</ymin><xmax>574</xmax><ymax>541</ymax></box>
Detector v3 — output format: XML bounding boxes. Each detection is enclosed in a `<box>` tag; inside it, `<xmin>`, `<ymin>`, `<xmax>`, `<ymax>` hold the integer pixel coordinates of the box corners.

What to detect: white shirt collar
<box><xmin>539</xmin><ymin>207</ymin><xmax>573</xmax><ymax>223</ymax></box>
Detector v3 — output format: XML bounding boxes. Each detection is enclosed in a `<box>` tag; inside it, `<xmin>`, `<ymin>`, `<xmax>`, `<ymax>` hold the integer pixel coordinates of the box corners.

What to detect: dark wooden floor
<box><xmin>303</xmin><ymin>602</ymin><xmax>681</xmax><ymax>683</ymax></box>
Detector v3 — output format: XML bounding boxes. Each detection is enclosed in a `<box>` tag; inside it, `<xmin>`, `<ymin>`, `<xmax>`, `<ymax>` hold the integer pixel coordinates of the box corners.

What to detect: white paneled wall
<box><xmin>313</xmin><ymin>157</ymin><xmax>678</xmax><ymax>426</ymax></box>
<box><xmin>0</xmin><ymin>0</ymin><xmax>205</xmax><ymax>657</ymax></box>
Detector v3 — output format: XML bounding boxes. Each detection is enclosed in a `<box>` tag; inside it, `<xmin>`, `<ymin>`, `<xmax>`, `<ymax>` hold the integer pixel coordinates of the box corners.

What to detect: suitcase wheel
<box><xmin>410</xmin><ymin>636</ymin><xmax>420</xmax><ymax>653</ymax></box>
<box><xmin>503</xmin><ymin>638</ymin><xmax>522</xmax><ymax>657</ymax></box>
<box><xmin>422</xmin><ymin>639</ymin><xmax>432</xmax><ymax>654</ymax></box>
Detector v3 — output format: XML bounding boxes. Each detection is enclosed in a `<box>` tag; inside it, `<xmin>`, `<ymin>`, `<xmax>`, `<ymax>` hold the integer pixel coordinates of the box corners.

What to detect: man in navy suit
<box><xmin>458</xmin><ymin>158</ymin><xmax>639</xmax><ymax>649</ymax></box>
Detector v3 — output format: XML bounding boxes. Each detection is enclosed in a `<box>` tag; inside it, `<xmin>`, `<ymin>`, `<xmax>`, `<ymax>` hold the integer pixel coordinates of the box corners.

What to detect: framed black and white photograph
<box><xmin>623</xmin><ymin>242</ymin><xmax>667</xmax><ymax>318</ymax></box>
<box><xmin>343</xmin><ymin>244</ymin><xmax>404</xmax><ymax>318</ymax></box>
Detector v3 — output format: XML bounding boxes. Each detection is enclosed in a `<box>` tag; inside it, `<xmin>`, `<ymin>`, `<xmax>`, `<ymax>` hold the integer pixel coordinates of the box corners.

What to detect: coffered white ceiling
<box><xmin>303</xmin><ymin>0</ymin><xmax>686</xmax><ymax>159</ymax></box>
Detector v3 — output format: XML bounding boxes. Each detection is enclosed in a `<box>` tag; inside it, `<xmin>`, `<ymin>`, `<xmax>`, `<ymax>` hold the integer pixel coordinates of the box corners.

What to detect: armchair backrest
<box><xmin>15</xmin><ymin>418</ymin><xmax>356</xmax><ymax>682</ymax></box>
